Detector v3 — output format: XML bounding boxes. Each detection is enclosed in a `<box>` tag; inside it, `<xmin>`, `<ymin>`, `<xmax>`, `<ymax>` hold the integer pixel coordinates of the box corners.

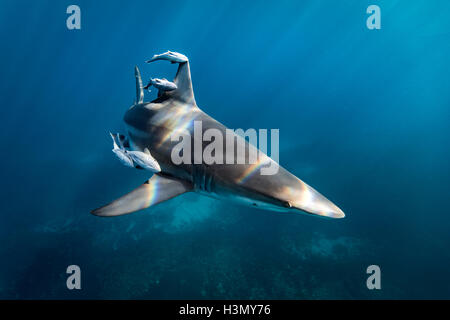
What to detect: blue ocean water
<box><xmin>0</xmin><ymin>0</ymin><xmax>449</xmax><ymax>299</ymax></box>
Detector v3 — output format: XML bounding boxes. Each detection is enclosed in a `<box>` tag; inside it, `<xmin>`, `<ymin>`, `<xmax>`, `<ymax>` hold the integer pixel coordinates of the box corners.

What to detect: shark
<box><xmin>91</xmin><ymin>51</ymin><xmax>345</xmax><ymax>219</ymax></box>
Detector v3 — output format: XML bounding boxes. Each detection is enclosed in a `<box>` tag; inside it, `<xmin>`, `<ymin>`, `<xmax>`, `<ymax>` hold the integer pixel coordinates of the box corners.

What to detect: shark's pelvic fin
<box><xmin>135</xmin><ymin>66</ymin><xmax>144</xmax><ymax>104</ymax></box>
<box><xmin>90</xmin><ymin>173</ymin><xmax>192</xmax><ymax>217</ymax></box>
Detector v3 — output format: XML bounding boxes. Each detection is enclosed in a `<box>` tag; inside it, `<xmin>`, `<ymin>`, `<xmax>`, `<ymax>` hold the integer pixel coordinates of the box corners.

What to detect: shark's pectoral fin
<box><xmin>91</xmin><ymin>173</ymin><xmax>192</xmax><ymax>217</ymax></box>
<box><xmin>146</xmin><ymin>51</ymin><xmax>195</xmax><ymax>104</ymax></box>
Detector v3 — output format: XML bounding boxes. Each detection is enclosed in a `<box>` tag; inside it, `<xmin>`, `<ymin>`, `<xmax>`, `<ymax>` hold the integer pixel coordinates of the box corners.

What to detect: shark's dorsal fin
<box><xmin>172</xmin><ymin>62</ymin><xmax>195</xmax><ymax>104</ymax></box>
<box><xmin>144</xmin><ymin>148</ymin><xmax>151</xmax><ymax>155</ymax></box>
<box><xmin>134</xmin><ymin>66</ymin><xmax>144</xmax><ymax>104</ymax></box>
<box><xmin>91</xmin><ymin>173</ymin><xmax>192</xmax><ymax>217</ymax></box>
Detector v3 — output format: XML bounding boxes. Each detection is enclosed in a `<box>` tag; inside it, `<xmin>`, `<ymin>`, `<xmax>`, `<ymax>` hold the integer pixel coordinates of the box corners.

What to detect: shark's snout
<box><xmin>283</xmin><ymin>182</ymin><xmax>345</xmax><ymax>219</ymax></box>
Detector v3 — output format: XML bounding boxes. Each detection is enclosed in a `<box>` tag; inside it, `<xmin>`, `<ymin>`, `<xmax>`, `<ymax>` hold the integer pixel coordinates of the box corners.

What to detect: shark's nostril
<box><xmin>283</xmin><ymin>201</ymin><xmax>292</xmax><ymax>208</ymax></box>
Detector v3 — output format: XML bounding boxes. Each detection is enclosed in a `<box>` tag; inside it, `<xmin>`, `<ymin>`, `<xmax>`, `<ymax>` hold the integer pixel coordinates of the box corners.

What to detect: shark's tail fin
<box><xmin>134</xmin><ymin>66</ymin><xmax>144</xmax><ymax>104</ymax></box>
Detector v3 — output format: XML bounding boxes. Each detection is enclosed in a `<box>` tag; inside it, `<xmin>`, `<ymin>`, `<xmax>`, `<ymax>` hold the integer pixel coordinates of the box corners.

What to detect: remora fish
<box><xmin>146</xmin><ymin>51</ymin><xmax>188</xmax><ymax>64</ymax></box>
<box><xmin>127</xmin><ymin>148</ymin><xmax>161</xmax><ymax>173</ymax></box>
<box><xmin>110</xmin><ymin>132</ymin><xmax>134</xmax><ymax>168</ymax></box>
<box><xmin>143</xmin><ymin>78</ymin><xmax>177</xmax><ymax>92</ymax></box>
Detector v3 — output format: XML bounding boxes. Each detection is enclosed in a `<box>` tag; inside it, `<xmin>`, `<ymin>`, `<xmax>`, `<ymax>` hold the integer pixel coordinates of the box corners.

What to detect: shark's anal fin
<box><xmin>91</xmin><ymin>173</ymin><xmax>192</xmax><ymax>217</ymax></box>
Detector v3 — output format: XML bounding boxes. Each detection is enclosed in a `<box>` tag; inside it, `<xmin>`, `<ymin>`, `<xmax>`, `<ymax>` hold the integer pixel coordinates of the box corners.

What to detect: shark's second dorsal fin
<box><xmin>172</xmin><ymin>62</ymin><xmax>195</xmax><ymax>104</ymax></box>
<box><xmin>135</xmin><ymin>66</ymin><xmax>144</xmax><ymax>104</ymax></box>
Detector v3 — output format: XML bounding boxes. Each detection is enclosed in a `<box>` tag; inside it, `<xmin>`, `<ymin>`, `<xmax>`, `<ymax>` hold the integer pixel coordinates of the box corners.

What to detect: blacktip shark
<box><xmin>91</xmin><ymin>51</ymin><xmax>345</xmax><ymax>219</ymax></box>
